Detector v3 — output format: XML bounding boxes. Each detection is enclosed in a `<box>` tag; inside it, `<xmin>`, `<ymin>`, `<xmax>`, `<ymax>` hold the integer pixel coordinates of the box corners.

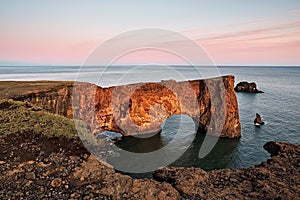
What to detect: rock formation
<box><xmin>1</xmin><ymin>90</ymin><xmax>299</xmax><ymax>199</ymax></box>
<box><xmin>152</xmin><ymin>141</ymin><xmax>300</xmax><ymax>199</ymax></box>
<box><xmin>254</xmin><ymin>113</ymin><xmax>264</xmax><ymax>125</ymax></box>
<box><xmin>234</xmin><ymin>81</ymin><xmax>264</xmax><ymax>93</ymax></box>
<box><xmin>0</xmin><ymin>81</ymin><xmax>74</xmax><ymax>118</ymax></box>
<box><xmin>0</xmin><ymin>75</ymin><xmax>241</xmax><ymax>138</ymax></box>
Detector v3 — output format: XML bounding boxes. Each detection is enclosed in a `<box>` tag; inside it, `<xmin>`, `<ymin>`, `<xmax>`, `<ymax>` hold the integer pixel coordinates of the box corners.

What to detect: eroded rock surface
<box><xmin>0</xmin><ymin>131</ymin><xmax>298</xmax><ymax>199</ymax></box>
<box><xmin>0</xmin><ymin>76</ymin><xmax>241</xmax><ymax>138</ymax></box>
<box><xmin>153</xmin><ymin>141</ymin><xmax>300</xmax><ymax>199</ymax></box>
<box><xmin>0</xmin><ymin>133</ymin><xmax>179</xmax><ymax>199</ymax></box>
<box><xmin>0</xmin><ymin>81</ymin><xmax>74</xmax><ymax>118</ymax></box>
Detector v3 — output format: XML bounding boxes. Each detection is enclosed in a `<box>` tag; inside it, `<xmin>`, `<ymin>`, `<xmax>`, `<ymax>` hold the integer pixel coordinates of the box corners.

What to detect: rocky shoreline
<box><xmin>0</xmin><ymin>132</ymin><xmax>299</xmax><ymax>199</ymax></box>
<box><xmin>0</xmin><ymin>99</ymin><xmax>299</xmax><ymax>199</ymax></box>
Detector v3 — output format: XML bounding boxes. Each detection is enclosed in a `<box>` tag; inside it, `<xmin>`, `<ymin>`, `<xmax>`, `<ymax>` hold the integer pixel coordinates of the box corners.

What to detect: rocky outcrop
<box><xmin>0</xmin><ymin>81</ymin><xmax>74</xmax><ymax>118</ymax></box>
<box><xmin>254</xmin><ymin>113</ymin><xmax>264</xmax><ymax>125</ymax></box>
<box><xmin>234</xmin><ymin>81</ymin><xmax>263</xmax><ymax>93</ymax></box>
<box><xmin>153</xmin><ymin>141</ymin><xmax>300</xmax><ymax>199</ymax></box>
<box><xmin>0</xmin><ymin>76</ymin><xmax>241</xmax><ymax>138</ymax></box>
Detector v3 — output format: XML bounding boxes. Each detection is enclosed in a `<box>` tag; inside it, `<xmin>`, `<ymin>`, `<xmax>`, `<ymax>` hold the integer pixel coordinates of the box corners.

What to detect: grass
<box><xmin>0</xmin><ymin>99</ymin><xmax>88</xmax><ymax>138</ymax></box>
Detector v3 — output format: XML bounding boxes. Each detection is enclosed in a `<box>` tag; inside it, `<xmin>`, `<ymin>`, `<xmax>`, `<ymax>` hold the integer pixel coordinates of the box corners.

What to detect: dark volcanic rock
<box><xmin>0</xmin><ymin>130</ymin><xmax>299</xmax><ymax>199</ymax></box>
<box><xmin>254</xmin><ymin>113</ymin><xmax>265</xmax><ymax>125</ymax></box>
<box><xmin>153</xmin><ymin>141</ymin><xmax>300</xmax><ymax>199</ymax></box>
<box><xmin>0</xmin><ymin>131</ymin><xmax>179</xmax><ymax>199</ymax></box>
<box><xmin>234</xmin><ymin>81</ymin><xmax>264</xmax><ymax>93</ymax></box>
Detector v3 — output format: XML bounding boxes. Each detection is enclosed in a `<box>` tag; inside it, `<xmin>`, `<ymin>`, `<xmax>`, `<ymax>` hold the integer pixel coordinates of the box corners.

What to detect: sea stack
<box><xmin>234</xmin><ymin>81</ymin><xmax>264</xmax><ymax>93</ymax></box>
<box><xmin>254</xmin><ymin>113</ymin><xmax>265</xmax><ymax>125</ymax></box>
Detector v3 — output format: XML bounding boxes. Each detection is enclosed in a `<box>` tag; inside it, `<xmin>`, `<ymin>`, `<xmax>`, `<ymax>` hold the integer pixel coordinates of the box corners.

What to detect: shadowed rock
<box><xmin>234</xmin><ymin>81</ymin><xmax>264</xmax><ymax>93</ymax></box>
<box><xmin>254</xmin><ymin>113</ymin><xmax>265</xmax><ymax>125</ymax></box>
<box><xmin>153</xmin><ymin>141</ymin><xmax>300</xmax><ymax>199</ymax></box>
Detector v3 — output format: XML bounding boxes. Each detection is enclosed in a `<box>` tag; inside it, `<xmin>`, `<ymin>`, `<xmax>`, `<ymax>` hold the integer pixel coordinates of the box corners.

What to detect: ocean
<box><xmin>1</xmin><ymin>65</ymin><xmax>299</xmax><ymax>172</ymax></box>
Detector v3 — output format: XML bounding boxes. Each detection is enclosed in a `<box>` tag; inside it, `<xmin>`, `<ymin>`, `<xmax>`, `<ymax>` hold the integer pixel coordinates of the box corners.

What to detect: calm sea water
<box><xmin>1</xmin><ymin>65</ymin><xmax>299</xmax><ymax>173</ymax></box>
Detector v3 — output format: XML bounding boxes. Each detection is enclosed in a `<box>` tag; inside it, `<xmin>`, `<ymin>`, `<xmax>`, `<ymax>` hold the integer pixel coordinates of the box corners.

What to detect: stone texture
<box><xmin>0</xmin><ymin>76</ymin><xmax>241</xmax><ymax>138</ymax></box>
<box><xmin>73</xmin><ymin>76</ymin><xmax>241</xmax><ymax>138</ymax></box>
<box><xmin>153</xmin><ymin>141</ymin><xmax>300</xmax><ymax>199</ymax></box>
<box><xmin>0</xmin><ymin>81</ymin><xmax>74</xmax><ymax>118</ymax></box>
<box><xmin>0</xmin><ymin>128</ymin><xmax>299</xmax><ymax>199</ymax></box>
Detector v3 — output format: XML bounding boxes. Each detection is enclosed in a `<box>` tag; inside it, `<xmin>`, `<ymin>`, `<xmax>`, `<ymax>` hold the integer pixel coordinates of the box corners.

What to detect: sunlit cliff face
<box><xmin>89</xmin><ymin>76</ymin><xmax>241</xmax><ymax>138</ymax></box>
<box><xmin>6</xmin><ymin>76</ymin><xmax>241</xmax><ymax>138</ymax></box>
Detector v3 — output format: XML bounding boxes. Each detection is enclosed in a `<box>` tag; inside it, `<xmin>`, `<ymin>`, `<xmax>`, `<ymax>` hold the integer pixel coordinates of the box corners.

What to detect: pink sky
<box><xmin>1</xmin><ymin>2</ymin><xmax>300</xmax><ymax>66</ymax></box>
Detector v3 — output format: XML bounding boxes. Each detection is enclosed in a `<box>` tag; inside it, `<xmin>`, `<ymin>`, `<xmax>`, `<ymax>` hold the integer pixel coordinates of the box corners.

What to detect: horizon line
<box><xmin>0</xmin><ymin>64</ymin><xmax>300</xmax><ymax>67</ymax></box>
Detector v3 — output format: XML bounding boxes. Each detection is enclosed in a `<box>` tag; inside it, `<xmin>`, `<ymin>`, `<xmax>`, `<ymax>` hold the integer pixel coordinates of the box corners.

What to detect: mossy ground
<box><xmin>0</xmin><ymin>98</ymin><xmax>91</xmax><ymax>165</ymax></box>
<box><xmin>0</xmin><ymin>99</ymin><xmax>86</xmax><ymax>138</ymax></box>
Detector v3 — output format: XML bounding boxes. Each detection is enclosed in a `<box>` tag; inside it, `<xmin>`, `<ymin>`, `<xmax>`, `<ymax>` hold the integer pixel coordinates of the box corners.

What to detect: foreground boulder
<box><xmin>234</xmin><ymin>81</ymin><xmax>263</xmax><ymax>93</ymax></box>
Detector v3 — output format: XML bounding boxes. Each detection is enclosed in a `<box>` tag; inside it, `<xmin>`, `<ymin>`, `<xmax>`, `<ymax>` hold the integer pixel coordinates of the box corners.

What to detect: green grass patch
<box><xmin>0</xmin><ymin>99</ymin><xmax>88</xmax><ymax>138</ymax></box>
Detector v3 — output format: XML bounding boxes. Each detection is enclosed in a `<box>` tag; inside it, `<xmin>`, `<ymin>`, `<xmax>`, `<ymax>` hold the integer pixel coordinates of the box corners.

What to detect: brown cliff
<box><xmin>73</xmin><ymin>75</ymin><xmax>241</xmax><ymax>138</ymax></box>
<box><xmin>0</xmin><ymin>81</ymin><xmax>74</xmax><ymax>118</ymax></box>
<box><xmin>0</xmin><ymin>75</ymin><xmax>241</xmax><ymax>138</ymax></box>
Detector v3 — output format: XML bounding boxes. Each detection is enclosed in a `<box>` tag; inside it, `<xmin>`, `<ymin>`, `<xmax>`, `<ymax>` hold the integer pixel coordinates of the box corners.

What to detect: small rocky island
<box><xmin>234</xmin><ymin>81</ymin><xmax>264</xmax><ymax>93</ymax></box>
<box><xmin>254</xmin><ymin>113</ymin><xmax>265</xmax><ymax>125</ymax></box>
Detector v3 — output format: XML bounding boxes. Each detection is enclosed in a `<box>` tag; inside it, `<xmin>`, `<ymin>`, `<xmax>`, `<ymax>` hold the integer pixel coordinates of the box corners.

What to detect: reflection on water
<box><xmin>114</xmin><ymin>114</ymin><xmax>182</xmax><ymax>153</ymax></box>
<box><xmin>107</xmin><ymin>114</ymin><xmax>197</xmax><ymax>176</ymax></box>
<box><xmin>115</xmin><ymin>131</ymin><xmax>164</xmax><ymax>153</ymax></box>
<box><xmin>112</xmin><ymin>114</ymin><xmax>240</xmax><ymax>178</ymax></box>
<box><xmin>171</xmin><ymin>133</ymin><xmax>240</xmax><ymax>170</ymax></box>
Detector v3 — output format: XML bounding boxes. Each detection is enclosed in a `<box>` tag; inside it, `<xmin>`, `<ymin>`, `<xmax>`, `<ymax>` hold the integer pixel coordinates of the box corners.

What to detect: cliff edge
<box><xmin>0</xmin><ymin>75</ymin><xmax>241</xmax><ymax>138</ymax></box>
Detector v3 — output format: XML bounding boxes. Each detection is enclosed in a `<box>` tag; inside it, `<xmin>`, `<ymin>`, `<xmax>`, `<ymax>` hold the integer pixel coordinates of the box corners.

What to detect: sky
<box><xmin>1</xmin><ymin>0</ymin><xmax>300</xmax><ymax>66</ymax></box>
